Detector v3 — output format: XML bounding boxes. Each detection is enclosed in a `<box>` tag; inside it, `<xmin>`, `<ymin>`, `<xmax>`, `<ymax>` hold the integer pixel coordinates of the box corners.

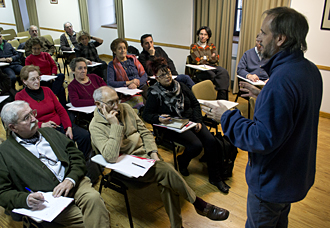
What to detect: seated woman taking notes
<box><xmin>143</xmin><ymin>57</ymin><xmax>230</xmax><ymax>193</ymax></box>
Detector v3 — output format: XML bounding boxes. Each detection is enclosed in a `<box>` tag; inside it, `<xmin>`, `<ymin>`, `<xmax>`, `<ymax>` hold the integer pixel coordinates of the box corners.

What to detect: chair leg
<box><xmin>172</xmin><ymin>144</ymin><xmax>178</xmax><ymax>170</ymax></box>
<box><xmin>123</xmin><ymin>190</ymin><xmax>134</xmax><ymax>228</ymax></box>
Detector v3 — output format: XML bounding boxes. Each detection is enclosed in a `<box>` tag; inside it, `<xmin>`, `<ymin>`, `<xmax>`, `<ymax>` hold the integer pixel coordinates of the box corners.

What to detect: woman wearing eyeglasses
<box><xmin>15</xmin><ymin>65</ymin><xmax>92</xmax><ymax>158</ymax></box>
<box><xmin>143</xmin><ymin>58</ymin><xmax>230</xmax><ymax>194</ymax></box>
<box><xmin>25</xmin><ymin>37</ymin><xmax>66</xmax><ymax>108</ymax></box>
<box><xmin>107</xmin><ymin>38</ymin><xmax>147</xmax><ymax>110</ymax></box>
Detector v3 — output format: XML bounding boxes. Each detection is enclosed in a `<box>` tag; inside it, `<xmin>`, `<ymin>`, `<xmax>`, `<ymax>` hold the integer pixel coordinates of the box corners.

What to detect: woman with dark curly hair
<box><xmin>143</xmin><ymin>57</ymin><xmax>230</xmax><ymax>194</ymax></box>
<box><xmin>190</xmin><ymin>26</ymin><xmax>229</xmax><ymax>100</ymax></box>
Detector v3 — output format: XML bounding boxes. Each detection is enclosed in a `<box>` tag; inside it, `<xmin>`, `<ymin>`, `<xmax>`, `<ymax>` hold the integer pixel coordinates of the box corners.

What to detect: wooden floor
<box><xmin>0</xmin><ymin>61</ymin><xmax>329</xmax><ymax>227</ymax></box>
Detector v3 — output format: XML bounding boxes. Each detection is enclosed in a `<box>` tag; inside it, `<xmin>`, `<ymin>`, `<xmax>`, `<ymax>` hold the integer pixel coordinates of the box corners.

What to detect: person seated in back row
<box><xmin>89</xmin><ymin>86</ymin><xmax>230</xmax><ymax>228</ymax></box>
<box><xmin>237</xmin><ymin>34</ymin><xmax>269</xmax><ymax>82</ymax></box>
<box><xmin>75</xmin><ymin>31</ymin><xmax>107</xmax><ymax>82</ymax></box>
<box><xmin>139</xmin><ymin>34</ymin><xmax>195</xmax><ymax>89</ymax></box>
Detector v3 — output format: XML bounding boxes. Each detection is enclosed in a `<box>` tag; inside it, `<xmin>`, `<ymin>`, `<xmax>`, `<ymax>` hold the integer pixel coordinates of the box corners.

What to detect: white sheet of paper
<box><xmin>92</xmin><ymin>154</ymin><xmax>155</xmax><ymax>178</ymax></box>
<box><xmin>197</xmin><ymin>99</ymin><xmax>239</xmax><ymax>110</ymax></box>
<box><xmin>14</xmin><ymin>36</ymin><xmax>29</xmax><ymax>39</ymax></box>
<box><xmin>186</xmin><ymin>64</ymin><xmax>216</xmax><ymax>71</ymax></box>
<box><xmin>87</xmin><ymin>61</ymin><xmax>102</xmax><ymax>67</ymax></box>
<box><xmin>12</xmin><ymin>192</ymin><xmax>73</xmax><ymax>222</ymax></box>
<box><xmin>115</xmin><ymin>87</ymin><xmax>142</xmax><ymax>95</ymax></box>
<box><xmin>0</xmin><ymin>95</ymin><xmax>9</xmax><ymax>103</ymax></box>
<box><xmin>149</xmin><ymin>75</ymin><xmax>177</xmax><ymax>79</ymax></box>
<box><xmin>68</xmin><ymin>104</ymin><xmax>96</xmax><ymax>114</ymax></box>
<box><xmin>62</xmin><ymin>50</ymin><xmax>75</xmax><ymax>53</ymax></box>
<box><xmin>40</xmin><ymin>75</ymin><xmax>58</xmax><ymax>81</ymax></box>
<box><xmin>0</xmin><ymin>62</ymin><xmax>10</xmax><ymax>67</ymax></box>
<box><xmin>237</xmin><ymin>75</ymin><xmax>266</xmax><ymax>86</ymax></box>
<box><xmin>17</xmin><ymin>49</ymin><xmax>25</xmax><ymax>53</ymax></box>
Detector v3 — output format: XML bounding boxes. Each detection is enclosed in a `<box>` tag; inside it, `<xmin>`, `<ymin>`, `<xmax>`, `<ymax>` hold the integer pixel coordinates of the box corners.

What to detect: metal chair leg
<box><xmin>123</xmin><ymin>190</ymin><xmax>134</xmax><ymax>228</ymax></box>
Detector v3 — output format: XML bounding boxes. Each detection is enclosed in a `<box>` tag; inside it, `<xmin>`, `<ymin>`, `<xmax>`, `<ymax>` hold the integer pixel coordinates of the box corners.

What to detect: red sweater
<box><xmin>25</xmin><ymin>52</ymin><xmax>57</xmax><ymax>75</ymax></box>
<box><xmin>15</xmin><ymin>87</ymin><xmax>71</xmax><ymax>129</ymax></box>
<box><xmin>68</xmin><ymin>74</ymin><xmax>106</xmax><ymax>107</ymax></box>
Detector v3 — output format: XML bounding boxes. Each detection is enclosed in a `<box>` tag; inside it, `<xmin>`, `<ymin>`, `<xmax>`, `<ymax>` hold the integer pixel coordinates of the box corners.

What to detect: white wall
<box><xmin>0</xmin><ymin>0</ymin><xmax>16</xmax><ymax>32</ymax></box>
<box><xmin>122</xmin><ymin>0</ymin><xmax>194</xmax><ymax>74</ymax></box>
<box><xmin>291</xmin><ymin>0</ymin><xmax>330</xmax><ymax>113</ymax></box>
<box><xmin>35</xmin><ymin>0</ymin><xmax>81</xmax><ymax>40</ymax></box>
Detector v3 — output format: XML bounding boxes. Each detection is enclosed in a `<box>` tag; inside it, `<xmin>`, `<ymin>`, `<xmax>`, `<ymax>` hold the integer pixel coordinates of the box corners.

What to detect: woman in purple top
<box><xmin>68</xmin><ymin>57</ymin><xmax>106</xmax><ymax>107</ymax></box>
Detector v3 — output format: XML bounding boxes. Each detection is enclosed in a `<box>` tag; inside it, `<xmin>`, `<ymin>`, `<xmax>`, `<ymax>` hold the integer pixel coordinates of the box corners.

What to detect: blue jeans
<box><xmin>246</xmin><ymin>188</ymin><xmax>291</xmax><ymax>228</ymax></box>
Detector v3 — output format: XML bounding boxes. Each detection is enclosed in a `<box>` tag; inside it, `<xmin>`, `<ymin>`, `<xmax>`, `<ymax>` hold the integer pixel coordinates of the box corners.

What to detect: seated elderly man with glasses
<box><xmin>89</xmin><ymin>86</ymin><xmax>229</xmax><ymax>228</ymax></box>
<box><xmin>0</xmin><ymin>100</ymin><xmax>110</xmax><ymax>228</ymax></box>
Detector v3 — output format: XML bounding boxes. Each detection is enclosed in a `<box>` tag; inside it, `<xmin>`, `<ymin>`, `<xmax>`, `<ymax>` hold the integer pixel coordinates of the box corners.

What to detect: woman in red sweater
<box><xmin>25</xmin><ymin>37</ymin><xmax>66</xmax><ymax>108</ymax></box>
<box><xmin>15</xmin><ymin>65</ymin><xmax>92</xmax><ymax>158</ymax></box>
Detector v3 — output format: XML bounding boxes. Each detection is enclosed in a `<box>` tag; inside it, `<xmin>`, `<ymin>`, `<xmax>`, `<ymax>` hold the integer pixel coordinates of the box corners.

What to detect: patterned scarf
<box><xmin>113</xmin><ymin>55</ymin><xmax>145</xmax><ymax>81</ymax></box>
<box><xmin>150</xmin><ymin>80</ymin><xmax>184</xmax><ymax>118</ymax></box>
<box><xmin>65</xmin><ymin>32</ymin><xmax>75</xmax><ymax>50</ymax></box>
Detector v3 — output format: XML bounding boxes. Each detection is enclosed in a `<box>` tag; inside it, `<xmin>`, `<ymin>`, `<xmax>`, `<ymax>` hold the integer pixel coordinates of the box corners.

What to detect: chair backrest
<box><xmin>0</xmin><ymin>27</ymin><xmax>3</xmax><ymax>32</ymax></box>
<box><xmin>16</xmin><ymin>31</ymin><xmax>30</xmax><ymax>43</ymax></box>
<box><xmin>191</xmin><ymin>80</ymin><xmax>217</xmax><ymax>100</ymax></box>
<box><xmin>41</xmin><ymin>34</ymin><xmax>54</xmax><ymax>45</ymax></box>
<box><xmin>127</xmin><ymin>45</ymin><xmax>139</xmax><ymax>56</ymax></box>
<box><xmin>1</xmin><ymin>29</ymin><xmax>17</xmax><ymax>41</ymax></box>
<box><xmin>8</xmin><ymin>39</ymin><xmax>20</xmax><ymax>50</ymax></box>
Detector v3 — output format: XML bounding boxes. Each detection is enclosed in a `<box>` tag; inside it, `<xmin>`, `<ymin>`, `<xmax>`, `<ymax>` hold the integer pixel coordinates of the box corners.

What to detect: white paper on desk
<box><xmin>68</xmin><ymin>104</ymin><xmax>96</xmax><ymax>114</ymax></box>
<box><xmin>62</xmin><ymin>50</ymin><xmax>75</xmax><ymax>53</ymax></box>
<box><xmin>197</xmin><ymin>99</ymin><xmax>238</xmax><ymax>110</ymax></box>
<box><xmin>237</xmin><ymin>75</ymin><xmax>266</xmax><ymax>86</ymax></box>
<box><xmin>40</xmin><ymin>75</ymin><xmax>58</xmax><ymax>81</ymax></box>
<box><xmin>186</xmin><ymin>64</ymin><xmax>216</xmax><ymax>71</ymax></box>
<box><xmin>17</xmin><ymin>49</ymin><xmax>25</xmax><ymax>53</ymax></box>
<box><xmin>153</xmin><ymin>121</ymin><xmax>197</xmax><ymax>133</ymax></box>
<box><xmin>15</xmin><ymin>36</ymin><xmax>29</xmax><ymax>39</ymax></box>
<box><xmin>115</xmin><ymin>87</ymin><xmax>142</xmax><ymax>96</ymax></box>
<box><xmin>0</xmin><ymin>62</ymin><xmax>10</xmax><ymax>66</ymax></box>
<box><xmin>12</xmin><ymin>192</ymin><xmax>73</xmax><ymax>222</ymax></box>
<box><xmin>87</xmin><ymin>61</ymin><xmax>102</xmax><ymax>67</ymax></box>
<box><xmin>0</xmin><ymin>95</ymin><xmax>9</xmax><ymax>103</ymax></box>
<box><xmin>149</xmin><ymin>75</ymin><xmax>177</xmax><ymax>79</ymax></box>
<box><xmin>92</xmin><ymin>154</ymin><xmax>155</xmax><ymax>178</ymax></box>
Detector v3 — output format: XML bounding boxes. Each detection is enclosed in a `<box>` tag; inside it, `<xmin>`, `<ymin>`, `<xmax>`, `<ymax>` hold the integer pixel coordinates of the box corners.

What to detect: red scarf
<box><xmin>113</xmin><ymin>55</ymin><xmax>145</xmax><ymax>81</ymax></box>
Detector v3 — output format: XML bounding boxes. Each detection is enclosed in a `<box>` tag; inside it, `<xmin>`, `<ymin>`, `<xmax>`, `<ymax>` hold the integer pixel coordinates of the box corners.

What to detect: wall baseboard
<box><xmin>320</xmin><ymin>111</ymin><xmax>330</xmax><ymax>119</ymax></box>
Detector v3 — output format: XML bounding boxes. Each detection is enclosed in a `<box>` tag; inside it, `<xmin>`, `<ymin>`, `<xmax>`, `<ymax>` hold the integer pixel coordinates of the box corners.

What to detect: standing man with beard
<box><xmin>202</xmin><ymin>7</ymin><xmax>323</xmax><ymax>227</ymax></box>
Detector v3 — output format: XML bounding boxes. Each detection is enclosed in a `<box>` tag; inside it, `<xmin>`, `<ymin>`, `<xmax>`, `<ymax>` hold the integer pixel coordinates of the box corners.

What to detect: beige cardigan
<box><xmin>89</xmin><ymin>103</ymin><xmax>158</xmax><ymax>163</ymax></box>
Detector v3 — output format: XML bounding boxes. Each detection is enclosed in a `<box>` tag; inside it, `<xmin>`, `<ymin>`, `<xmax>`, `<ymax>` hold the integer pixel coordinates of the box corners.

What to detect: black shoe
<box><xmin>210</xmin><ymin>180</ymin><xmax>230</xmax><ymax>193</ymax></box>
<box><xmin>196</xmin><ymin>203</ymin><xmax>229</xmax><ymax>221</ymax></box>
<box><xmin>177</xmin><ymin>155</ymin><xmax>190</xmax><ymax>176</ymax></box>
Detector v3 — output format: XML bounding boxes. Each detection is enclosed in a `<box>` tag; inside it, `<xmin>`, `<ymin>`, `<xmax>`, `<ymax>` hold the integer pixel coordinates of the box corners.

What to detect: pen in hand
<box><xmin>25</xmin><ymin>187</ymin><xmax>49</xmax><ymax>203</ymax></box>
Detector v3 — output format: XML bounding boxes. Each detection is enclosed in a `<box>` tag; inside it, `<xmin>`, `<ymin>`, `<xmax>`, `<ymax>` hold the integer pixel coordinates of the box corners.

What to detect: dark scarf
<box><xmin>25</xmin><ymin>87</ymin><xmax>44</xmax><ymax>102</ymax></box>
<box><xmin>150</xmin><ymin>80</ymin><xmax>184</xmax><ymax>117</ymax></box>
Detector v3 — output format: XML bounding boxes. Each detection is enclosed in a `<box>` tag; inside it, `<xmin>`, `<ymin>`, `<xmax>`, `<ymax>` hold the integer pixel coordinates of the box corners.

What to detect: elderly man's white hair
<box><xmin>28</xmin><ymin>25</ymin><xmax>38</xmax><ymax>31</ymax></box>
<box><xmin>63</xmin><ymin>22</ymin><xmax>72</xmax><ymax>29</ymax></box>
<box><xmin>93</xmin><ymin>86</ymin><xmax>116</xmax><ymax>102</ymax></box>
<box><xmin>1</xmin><ymin>100</ymin><xmax>29</xmax><ymax>128</ymax></box>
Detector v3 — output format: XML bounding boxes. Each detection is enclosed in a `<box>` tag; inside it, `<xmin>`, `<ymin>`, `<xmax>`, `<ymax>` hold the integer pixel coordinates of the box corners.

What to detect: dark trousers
<box><xmin>159</xmin><ymin>123</ymin><xmax>223</xmax><ymax>182</ymax></box>
<box><xmin>2</xmin><ymin>64</ymin><xmax>23</xmax><ymax>89</ymax></box>
<box><xmin>196</xmin><ymin>66</ymin><xmax>229</xmax><ymax>100</ymax></box>
<box><xmin>246</xmin><ymin>188</ymin><xmax>291</xmax><ymax>228</ymax></box>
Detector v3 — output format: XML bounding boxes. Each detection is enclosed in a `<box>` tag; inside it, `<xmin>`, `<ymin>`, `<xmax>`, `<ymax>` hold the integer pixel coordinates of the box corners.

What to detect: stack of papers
<box><xmin>186</xmin><ymin>64</ymin><xmax>216</xmax><ymax>71</ymax></box>
<box><xmin>197</xmin><ymin>99</ymin><xmax>239</xmax><ymax>110</ymax></box>
<box><xmin>237</xmin><ymin>75</ymin><xmax>266</xmax><ymax>86</ymax></box>
<box><xmin>12</xmin><ymin>192</ymin><xmax>73</xmax><ymax>222</ymax></box>
<box><xmin>153</xmin><ymin>121</ymin><xmax>197</xmax><ymax>133</ymax></box>
<box><xmin>92</xmin><ymin>154</ymin><xmax>155</xmax><ymax>178</ymax></box>
<box><xmin>115</xmin><ymin>87</ymin><xmax>142</xmax><ymax>96</ymax></box>
<box><xmin>41</xmin><ymin>75</ymin><xmax>58</xmax><ymax>81</ymax></box>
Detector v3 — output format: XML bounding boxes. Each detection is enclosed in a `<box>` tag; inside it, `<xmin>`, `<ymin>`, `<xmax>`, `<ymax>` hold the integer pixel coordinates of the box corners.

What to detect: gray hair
<box><xmin>1</xmin><ymin>101</ymin><xmax>29</xmax><ymax>128</ymax></box>
<box><xmin>63</xmin><ymin>22</ymin><xmax>72</xmax><ymax>30</ymax></box>
<box><xmin>28</xmin><ymin>25</ymin><xmax>38</xmax><ymax>31</ymax></box>
<box><xmin>93</xmin><ymin>86</ymin><xmax>116</xmax><ymax>102</ymax></box>
<box><xmin>77</xmin><ymin>30</ymin><xmax>91</xmax><ymax>43</ymax></box>
<box><xmin>69</xmin><ymin>57</ymin><xmax>87</xmax><ymax>71</ymax></box>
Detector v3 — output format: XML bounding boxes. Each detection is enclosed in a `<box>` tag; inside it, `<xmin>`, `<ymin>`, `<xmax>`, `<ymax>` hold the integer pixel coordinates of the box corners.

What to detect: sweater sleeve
<box><xmin>237</xmin><ymin>52</ymin><xmax>250</xmax><ymax>77</ymax></box>
<box><xmin>107</xmin><ymin>61</ymin><xmax>127</xmax><ymax>87</ymax></box>
<box><xmin>45</xmin><ymin>52</ymin><xmax>57</xmax><ymax>75</ymax></box>
<box><xmin>60</xmin><ymin>34</ymin><xmax>71</xmax><ymax>51</ymax></box>
<box><xmin>190</xmin><ymin>43</ymin><xmax>202</xmax><ymax>64</ymax></box>
<box><xmin>46</xmin><ymin>88</ymin><xmax>72</xmax><ymax>129</ymax></box>
<box><xmin>208</xmin><ymin>43</ymin><xmax>219</xmax><ymax>64</ymax></box>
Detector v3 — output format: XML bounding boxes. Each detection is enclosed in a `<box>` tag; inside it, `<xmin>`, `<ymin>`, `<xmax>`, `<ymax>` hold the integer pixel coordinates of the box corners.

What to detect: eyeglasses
<box><xmin>100</xmin><ymin>99</ymin><xmax>121</xmax><ymax>108</ymax></box>
<box><xmin>157</xmin><ymin>72</ymin><xmax>171</xmax><ymax>79</ymax></box>
<box><xmin>22</xmin><ymin>109</ymin><xmax>37</xmax><ymax>122</ymax></box>
<box><xmin>28</xmin><ymin>76</ymin><xmax>41</xmax><ymax>82</ymax></box>
<box><xmin>39</xmin><ymin>154</ymin><xmax>57</xmax><ymax>166</ymax></box>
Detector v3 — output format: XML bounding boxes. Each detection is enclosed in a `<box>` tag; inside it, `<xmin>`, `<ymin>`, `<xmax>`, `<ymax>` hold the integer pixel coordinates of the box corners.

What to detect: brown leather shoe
<box><xmin>196</xmin><ymin>203</ymin><xmax>229</xmax><ymax>221</ymax></box>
